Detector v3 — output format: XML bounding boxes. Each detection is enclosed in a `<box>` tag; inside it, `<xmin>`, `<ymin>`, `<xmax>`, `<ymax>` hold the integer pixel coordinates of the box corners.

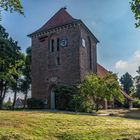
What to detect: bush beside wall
<box><xmin>27</xmin><ymin>98</ymin><xmax>44</xmax><ymax>109</ymax></box>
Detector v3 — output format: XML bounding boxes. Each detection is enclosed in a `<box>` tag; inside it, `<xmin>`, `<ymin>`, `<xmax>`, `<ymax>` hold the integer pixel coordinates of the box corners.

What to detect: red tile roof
<box><xmin>97</xmin><ymin>64</ymin><xmax>108</xmax><ymax>78</ymax></box>
<box><xmin>28</xmin><ymin>8</ymin><xmax>99</xmax><ymax>42</ymax></box>
<box><xmin>32</xmin><ymin>8</ymin><xmax>77</xmax><ymax>35</ymax></box>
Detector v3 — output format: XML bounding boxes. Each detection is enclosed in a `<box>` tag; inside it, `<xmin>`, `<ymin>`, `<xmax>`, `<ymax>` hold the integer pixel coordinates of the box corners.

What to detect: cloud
<box><xmin>114</xmin><ymin>51</ymin><xmax>140</xmax><ymax>77</ymax></box>
<box><xmin>115</xmin><ymin>60</ymin><xmax>128</xmax><ymax>69</ymax></box>
<box><xmin>134</xmin><ymin>51</ymin><xmax>140</xmax><ymax>59</ymax></box>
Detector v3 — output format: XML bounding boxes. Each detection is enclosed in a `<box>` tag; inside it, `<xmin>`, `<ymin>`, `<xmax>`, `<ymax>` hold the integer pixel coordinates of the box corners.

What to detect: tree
<box><xmin>130</xmin><ymin>0</ymin><xmax>140</xmax><ymax>27</ymax></box>
<box><xmin>0</xmin><ymin>0</ymin><xmax>23</xmax><ymax>16</ymax></box>
<box><xmin>0</xmin><ymin>25</ymin><xmax>17</xmax><ymax>108</ymax></box>
<box><xmin>79</xmin><ymin>74</ymin><xmax>124</xmax><ymax>111</ymax></box>
<box><xmin>103</xmin><ymin>73</ymin><xmax>124</xmax><ymax>108</ymax></box>
<box><xmin>120</xmin><ymin>72</ymin><xmax>134</xmax><ymax>95</ymax></box>
<box><xmin>0</xmin><ymin>26</ymin><xmax>9</xmax><ymax>108</ymax></box>
<box><xmin>10</xmin><ymin>55</ymin><xmax>24</xmax><ymax>109</ymax></box>
<box><xmin>20</xmin><ymin>47</ymin><xmax>31</xmax><ymax>109</ymax></box>
<box><xmin>135</xmin><ymin>66</ymin><xmax>140</xmax><ymax>98</ymax></box>
<box><xmin>0</xmin><ymin>25</ymin><xmax>23</xmax><ymax>109</ymax></box>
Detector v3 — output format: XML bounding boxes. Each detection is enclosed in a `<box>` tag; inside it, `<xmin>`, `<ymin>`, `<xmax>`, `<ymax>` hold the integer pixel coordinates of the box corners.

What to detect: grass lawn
<box><xmin>0</xmin><ymin>110</ymin><xmax>140</xmax><ymax>140</ymax></box>
<box><xmin>98</xmin><ymin>108</ymin><xmax>140</xmax><ymax>119</ymax></box>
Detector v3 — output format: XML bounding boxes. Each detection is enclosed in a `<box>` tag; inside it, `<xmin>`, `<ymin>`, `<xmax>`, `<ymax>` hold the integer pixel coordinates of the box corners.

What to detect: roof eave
<box><xmin>28</xmin><ymin>20</ymin><xmax>100</xmax><ymax>44</ymax></box>
<box><xmin>27</xmin><ymin>20</ymin><xmax>79</xmax><ymax>38</ymax></box>
<box><xmin>78</xmin><ymin>20</ymin><xmax>99</xmax><ymax>43</ymax></box>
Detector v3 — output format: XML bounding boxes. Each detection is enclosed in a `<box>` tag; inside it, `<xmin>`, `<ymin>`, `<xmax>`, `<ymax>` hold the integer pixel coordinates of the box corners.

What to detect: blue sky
<box><xmin>1</xmin><ymin>0</ymin><xmax>140</xmax><ymax>77</ymax></box>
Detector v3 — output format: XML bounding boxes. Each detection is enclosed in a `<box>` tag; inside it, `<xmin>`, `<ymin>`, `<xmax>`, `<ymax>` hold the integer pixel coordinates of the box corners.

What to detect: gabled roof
<box><xmin>97</xmin><ymin>64</ymin><xmax>108</xmax><ymax>78</ymax></box>
<box><xmin>30</xmin><ymin>8</ymin><xmax>78</xmax><ymax>36</ymax></box>
<box><xmin>28</xmin><ymin>8</ymin><xmax>99</xmax><ymax>42</ymax></box>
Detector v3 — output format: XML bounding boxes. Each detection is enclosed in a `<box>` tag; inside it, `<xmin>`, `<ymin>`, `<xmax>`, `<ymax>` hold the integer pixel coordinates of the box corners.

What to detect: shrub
<box><xmin>78</xmin><ymin>100</ymin><xmax>93</xmax><ymax>113</ymax></box>
<box><xmin>54</xmin><ymin>85</ymin><xmax>93</xmax><ymax>113</ymax></box>
<box><xmin>3</xmin><ymin>101</ymin><xmax>12</xmax><ymax>109</ymax></box>
<box><xmin>133</xmin><ymin>98</ymin><xmax>140</xmax><ymax>108</ymax></box>
<box><xmin>54</xmin><ymin>86</ymin><xmax>77</xmax><ymax>111</ymax></box>
<box><xmin>27</xmin><ymin>98</ymin><xmax>44</xmax><ymax>109</ymax></box>
<box><xmin>73</xmin><ymin>94</ymin><xmax>92</xmax><ymax>112</ymax></box>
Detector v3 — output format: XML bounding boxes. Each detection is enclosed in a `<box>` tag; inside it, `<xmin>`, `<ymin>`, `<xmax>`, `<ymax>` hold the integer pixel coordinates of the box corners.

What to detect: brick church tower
<box><xmin>28</xmin><ymin>8</ymin><xmax>100</xmax><ymax>109</ymax></box>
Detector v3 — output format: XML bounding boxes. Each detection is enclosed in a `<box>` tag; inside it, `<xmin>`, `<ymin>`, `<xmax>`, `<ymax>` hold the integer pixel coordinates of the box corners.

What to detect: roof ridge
<box><xmin>41</xmin><ymin>8</ymin><xmax>75</xmax><ymax>27</ymax></box>
<box><xmin>30</xmin><ymin>8</ymin><xmax>77</xmax><ymax>35</ymax></box>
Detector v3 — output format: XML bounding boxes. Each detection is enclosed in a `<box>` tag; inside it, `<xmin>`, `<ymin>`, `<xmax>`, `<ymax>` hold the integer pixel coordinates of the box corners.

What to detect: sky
<box><xmin>1</xmin><ymin>0</ymin><xmax>140</xmax><ymax>77</ymax></box>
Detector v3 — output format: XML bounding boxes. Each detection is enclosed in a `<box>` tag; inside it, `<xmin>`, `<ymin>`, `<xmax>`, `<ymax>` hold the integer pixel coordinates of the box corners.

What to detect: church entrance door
<box><xmin>51</xmin><ymin>88</ymin><xmax>55</xmax><ymax>110</ymax></box>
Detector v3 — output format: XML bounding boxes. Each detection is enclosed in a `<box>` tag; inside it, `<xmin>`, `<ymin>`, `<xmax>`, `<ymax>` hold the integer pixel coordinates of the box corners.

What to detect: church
<box><xmin>28</xmin><ymin>8</ymin><xmax>108</xmax><ymax>109</ymax></box>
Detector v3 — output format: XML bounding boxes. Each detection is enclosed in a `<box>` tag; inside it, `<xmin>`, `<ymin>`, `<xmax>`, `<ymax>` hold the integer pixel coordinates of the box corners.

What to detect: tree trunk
<box><xmin>95</xmin><ymin>102</ymin><xmax>99</xmax><ymax>112</ymax></box>
<box><xmin>0</xmin><ymin>98</ymin><xmax>2</xmax><ymax>109</ymax></box>
<box><xmin>112</xmin><ymin>97</ymin><xmax>115</xmax><ymax>109</ymax></box>
<box><xmin>2</xmin><ymin>85</ymin><xmax>7</xmax><ymax>101</ymax></box>
<box><xmin>129</xmin><ymin>101</ymin><xmax>133</xmax><ymax>110</ymax></box>
<box><xmin>0</xmin><ymin>80</ymin><xmax>4</xmax><ymax>107</ymax></box>
<box><xmin>0</xmin><ymin>80</ymin><xmax>4</xmax><ymax>97</ymax></box>
<box><xmin>104</xmin><ymin>99</ymin><xmax>108</xmax><ymax>110</ymax></box>
<box><xmin>0</xmin><ymin>83</ymin><xmax>7</xmax><ymax>109</ymax></box>
<box><xmin>12</xmin><ymin>89</ymin><xmax>17</xmax><ymax>109</ymax></box>
<box><xmin>12</xmin><ymin>77</ymin><xmax>18</xmax><ymax>110</ymax></box>
<box><xmin>23</xmin><ymin>90</ymin><xmax>28</xmax><ymax>109</ymax></box>
<box><xmin>0</xmin><ymin>87</ymin><xmax>3</xmax><ymax>98</ymax></box>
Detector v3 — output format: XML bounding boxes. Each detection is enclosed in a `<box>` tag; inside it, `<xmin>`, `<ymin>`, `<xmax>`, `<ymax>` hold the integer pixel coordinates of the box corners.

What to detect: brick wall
<box><xmin>31</xmin><ymin>22</ymin><xmax>97</xmax><ymax>108</ymax></box>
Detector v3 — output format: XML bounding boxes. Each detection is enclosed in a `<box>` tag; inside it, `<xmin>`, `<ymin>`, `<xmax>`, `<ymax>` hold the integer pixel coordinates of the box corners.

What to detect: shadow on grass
<box><xmin>24</xmin><ymin>109</ymin><xmax>98</xmax><ymax>117</ymax></box>
<box><xmin>116</xmin><ymin>135</ymin><xmax>140</xmax><ymax>140</ymax></box>
<box><xmin>123</xmin><ymin>108</ymin><xmax>140</xmax><ymax>120</ymax></box>
<box><xmin>19</xmin><ymin>108</ymin><xmax>140</xmax><ymax>120</ymax></box>
<box><xmin>1</xmin><ymin>108</ymin><xmax>140</xmax><ymax>120</ymax></box>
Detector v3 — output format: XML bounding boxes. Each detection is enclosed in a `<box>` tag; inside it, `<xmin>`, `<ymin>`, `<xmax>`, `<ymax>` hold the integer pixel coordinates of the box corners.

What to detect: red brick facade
<box><xmin>28</xmin><ymin>8</ymin><xmax>105</xmax><ymax>109</ymax></box>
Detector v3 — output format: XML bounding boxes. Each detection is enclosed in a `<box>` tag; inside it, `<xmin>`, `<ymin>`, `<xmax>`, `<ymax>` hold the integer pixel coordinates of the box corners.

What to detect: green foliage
<box><xmin>76</xmin><ymin>97</ymin><xmax>93</xmax><ymax>113</ymax></box>
<box><xmin>130</xmin><ymin>0</ymin><xmax>140</xmax><ymax>27</ymax></box>
<box><xmin>79</xmin><ymin>74</ymin><xmax>106</xmax><ymax>111</ymax></box>
<box><xmin>54</xmin><ymin>85</ymin><xmax>94</xmax><ymax>112</ymax></box>
<box><xmin>133</xmin><ymin>98</ymin><xmax>140</xmax><ymax>108</ymax></box>
<box><xmin>54</xmin><ymin>86</ymin><xmax>77</xmax><ymax>111</ymax></box>
<box><xmin>0</xmin><ymin>25</ymin><xmax>24</xmax><ymax>108</ymax></box>
<box><xmin>0</xmin><ymin>0</ymin><xmax>23</xmax><ymax>20</ymax></box>
<box><xmin>135</xmin><ymin>66</ymin><xmax>140</xmax><ymax>98</ymax></box>
<box><xmin>3</xmin><ymin>101</ymin><xmax>12</xmax><ymax>109</ymax></box>
<box><xmin>54</xmin><ymin>74</ymin><xmax>124</xmax><ymax>112</ymax></box>
<box><xmin>136</xmin><ymin>84</ymin><xmax>140</xmax><ymax>98</ymax></box>
<box><xmin>79</xmin><ymin>74</ymin><xmax>124</xmax><ymax>111</ymax></box>
<box><xmin>27</xmin><ymin>98</ymin><xmax>44</xmax><ymax>109</ymax></box>
<box><xmin>120</xmin><ymin>72</ymin><xmax>134</xmax><ymax>95</ymax></box>
<box><xmin>20</xmin><ymin>47</ymin><xmax>31</xmax><ymax>108</ymax></box>
<box><xmin>104</xmin><ymin>73</ymin><xmax>124</xmax><ymax>103</ymax></box>
<box><xmin>0</xmin><ymin>25</ymin><xmax>23</xmax><ymax>84</ymax></box>
<box><xmin>0</xmin><ymin>25</ymin><xmax>30</xmax><ymax>109</ymax></box>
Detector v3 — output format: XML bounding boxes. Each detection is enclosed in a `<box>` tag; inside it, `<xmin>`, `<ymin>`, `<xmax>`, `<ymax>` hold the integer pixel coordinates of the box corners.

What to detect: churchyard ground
<box><xmin>0</xmin><ymin>109</ymin><xmax>140</xmax><ymax>140</ymax></box>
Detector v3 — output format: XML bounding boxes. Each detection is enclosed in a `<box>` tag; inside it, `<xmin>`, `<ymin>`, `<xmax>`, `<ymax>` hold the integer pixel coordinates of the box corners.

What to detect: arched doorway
<box><xmin>50</xmin><ymin>88</ymin><xmax>55</xmax><ymax>110</ymax></box>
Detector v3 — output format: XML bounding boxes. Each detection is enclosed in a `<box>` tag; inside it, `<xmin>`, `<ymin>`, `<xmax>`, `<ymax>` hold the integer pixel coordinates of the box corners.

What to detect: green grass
<box><xmin>0</xmin><ymin>110</ymin><xmax>140</xmax><ymax>140</ymax></box>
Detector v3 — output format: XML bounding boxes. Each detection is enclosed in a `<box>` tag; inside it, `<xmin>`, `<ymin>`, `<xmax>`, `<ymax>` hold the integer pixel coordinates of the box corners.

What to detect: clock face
<box><xmin>60</xmin><ymin>39</ymin><xmax>68</xmax><ymax>47</ymax></box>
